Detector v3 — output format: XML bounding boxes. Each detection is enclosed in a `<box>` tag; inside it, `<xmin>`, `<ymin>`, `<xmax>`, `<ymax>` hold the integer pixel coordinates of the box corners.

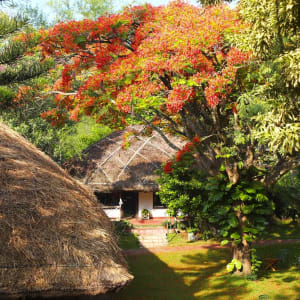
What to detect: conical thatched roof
<box><xmin>0</xmin><ymin>123</ymin><xmax>132</xmax><ymax>299</ymax></box>
<box><xmin>65</xmin><ymin>126</ymin><xmax>184</xmax><ymax>193</ymax></box>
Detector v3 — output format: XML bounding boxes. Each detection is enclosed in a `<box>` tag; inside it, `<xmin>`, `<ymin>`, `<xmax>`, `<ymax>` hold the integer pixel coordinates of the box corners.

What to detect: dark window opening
<box><xmin>121</xmin><ymin>191</ymin><xmax>138</xmax><ymax>218</ymax></box>
<box><xmin>153</xmin><ymin>193</ymin><xmax>166</xmax><ymax>208</ymax></box>
<box><xmin>95</xmin><ymin>192</ymin><xmax>120</xmax><ymax>207</ymax></box>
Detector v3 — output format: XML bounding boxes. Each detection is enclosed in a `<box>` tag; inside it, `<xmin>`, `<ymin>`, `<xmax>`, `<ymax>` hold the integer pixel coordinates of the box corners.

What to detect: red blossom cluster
<box><xmin>13</xmin><ymin>86</ymin><xmax>33</xmax><ymax>105</ymax></box>
<box><xmin>167</xmin><ymin>86</ymin><xmax>195</xmax><ymax>113</ymax></box>
<box><xmin>39</xmin><ymin>1</ymin><xmax>251</xmax><ymax>129</ymax></box>
<box><xmin>41</xmin><ymin>109</ymin><xmax>66</xmax><ymax>127</ymax></box>
<box><xmin>163</xmin><ymin>135</ymin><xmax>201</xmax><ymax>174</ymax></box>
<box><xmin>61</xmin><ymin>65</ymin><xmax>72</xmax><ymax>88</ymax></box>
<box><xmin>163</xmin><ymin>160</ymin><xmax>173</xmax><ymax>174</ymax></box>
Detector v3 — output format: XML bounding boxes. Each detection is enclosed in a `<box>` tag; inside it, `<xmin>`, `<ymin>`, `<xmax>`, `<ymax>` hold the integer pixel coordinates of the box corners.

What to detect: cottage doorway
<box><xmin>121</xmin><ymin>192</ymin><xmax>138</xmax><ymax>218</ymax></box>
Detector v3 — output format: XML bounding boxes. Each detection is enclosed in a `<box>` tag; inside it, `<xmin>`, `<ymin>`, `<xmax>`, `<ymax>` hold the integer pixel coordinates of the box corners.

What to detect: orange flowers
<box><xmin>164</xmin><ymin>136</ymin><xmax>201</xmax><ymax>172</ymax></box>
<box><xmin>38</xmin><ymin>1</ymin><xmax>250</xmax><ymax>129</ymax></box>
<box><xmin>167</xmin><ymin>86</ymin><xmax>195</xmax><ymax>113</ymax></box>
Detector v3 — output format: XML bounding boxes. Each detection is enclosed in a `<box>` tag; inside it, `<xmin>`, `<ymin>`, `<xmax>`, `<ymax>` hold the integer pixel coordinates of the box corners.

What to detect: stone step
<box><xmin>131</xmin><ymin>227</ymin><xmax>168</xmax><ymax>248</ymax></box>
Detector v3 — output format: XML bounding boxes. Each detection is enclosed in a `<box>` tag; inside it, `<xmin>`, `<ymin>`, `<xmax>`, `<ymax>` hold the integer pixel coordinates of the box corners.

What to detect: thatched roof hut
<box><xmin>66</xmin><ymin>126</ymin><xmax>183</xmax><ymax>193</ymax></box>
<box><xmin>0</xmin><ymin>123</ymin><xmax>132</xmax><ymax>299</ymax></box>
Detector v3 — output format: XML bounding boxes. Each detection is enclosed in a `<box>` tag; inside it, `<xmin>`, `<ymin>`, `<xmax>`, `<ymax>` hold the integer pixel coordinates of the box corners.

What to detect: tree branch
<box><xmin>263</xmin><ymin>155</ymin><xmax>300</xmax><ymax>186</ymax></box>
<box><xmin>149</xmin><ymin>107</ymin><xmax>186</xmax><ymax>137</ymax></box>
<box><xmin>134</xmin><ymin>112</ymin><xmax>181</xmax><ymax>151</ymax></box>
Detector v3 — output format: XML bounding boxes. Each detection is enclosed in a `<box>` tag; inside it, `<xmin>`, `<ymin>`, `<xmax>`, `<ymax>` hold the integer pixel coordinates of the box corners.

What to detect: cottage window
<box><xmin>153</xmin><ymin>193</ymin><xmax>166</xmax><ymax>208</ymax></box>
<box><xmin>95</xmin><ymin>192</ymin><xmax>120</xmax><ymax>207</ymax></box>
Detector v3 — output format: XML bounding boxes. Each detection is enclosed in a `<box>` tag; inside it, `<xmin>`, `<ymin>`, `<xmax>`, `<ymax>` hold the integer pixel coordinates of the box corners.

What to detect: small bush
<box><xmin>113</xmin><ymin>220</ymin><xmax>133</xmax><ymax>235</ymax></box>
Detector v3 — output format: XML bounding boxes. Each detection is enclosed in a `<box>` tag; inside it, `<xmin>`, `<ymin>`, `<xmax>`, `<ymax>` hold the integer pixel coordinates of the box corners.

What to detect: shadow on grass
<box><xmin>114</xmin><ymin>234</ymin><xmax>251</xmax><ymax>300</ymax></box>
<box><xmin>260</xmin><ymin>219</ymin><xmax>300</xmax><ymax>240</ymax></box>
<box><xmin>114</xmin><ymin>232</ymin><xmax>197</xmax><ymax>300</ymax></box>
<box><xmin>115</xmin><ymin>239</ymin><xmax>300</xmax><ymax>300</ymax></box>
<box><xmin>178</xmin><ymin>248</ymin><xmax>250</xmax><ymax>299</ymax></box>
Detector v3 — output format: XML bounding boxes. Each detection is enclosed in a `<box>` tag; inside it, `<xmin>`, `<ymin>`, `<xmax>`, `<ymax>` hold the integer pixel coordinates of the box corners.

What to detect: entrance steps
<box><xmin>131</xmin><ymin>227</ymin><xmax>168</xmax><ymax>248</ymax></box>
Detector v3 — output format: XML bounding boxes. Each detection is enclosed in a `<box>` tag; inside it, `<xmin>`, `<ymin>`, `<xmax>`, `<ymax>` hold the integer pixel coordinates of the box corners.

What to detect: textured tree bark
<box><xmin>234</xmin><ymin>209</ymin><xmax>252</xmax><ymax>276</ymax></box>
<box><xmin>232</xmin><ymin>240</ymin><xmax>252</xmax><ymax>276</ymax></box>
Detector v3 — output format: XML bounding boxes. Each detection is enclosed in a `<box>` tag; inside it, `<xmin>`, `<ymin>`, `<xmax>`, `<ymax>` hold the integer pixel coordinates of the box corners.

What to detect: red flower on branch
<box><xmin>163</xmin><ymin>160</ymin><xmax>173</xmax><ymax>174</ymax></box>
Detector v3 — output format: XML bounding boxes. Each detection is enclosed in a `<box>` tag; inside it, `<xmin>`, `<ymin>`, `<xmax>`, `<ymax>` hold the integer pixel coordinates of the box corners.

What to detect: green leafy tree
<box><xmin>46</xmin><ymin>0</ymin><xmax>112</xmax><ymax>22</ymax></box>
<box><xmin>270</xmin><ymin>167</ymin><xmax>300</xmax><ymax>221</ymax></box>
<box><xmin>0</xmin><ymin>11</ymin><xmax>53</xmax><ymax>106</ymax></box>
<box><xmin>75</xmin><ymin>0</ymin><xmax>112</xmax><ymax>19</ymax></box>
<box><xmin>57</xmin><ymin>117</ymin><xmax>111</xmax><ymax>161</ymax></box>
<box><xmin>158</xmin><ymin>146</ymin><xmax>273</xmax><ymax>275</ymax></box>
<box><xmin>10</xmin><ymin>1</ymin><xmax>48</xmax><ymax>28</ymax></box>
<box><xmin>0</xmin><ymin>10</ymin><xmax>110</xmax><ymax>163</ymax></box>
<box><xmin>1</xmin><ymin>100</ymin><xmax>110</xmax><ymax>163</ymax></box>
<box><xmin>198</xmin><ymin>0</ymin><xmax>233</xmax><ymax>6</ymax></box>
<box><xmin>34</xmin><ymin>1</ymin><xmax>299</xmax><ymax>275</ymax></box>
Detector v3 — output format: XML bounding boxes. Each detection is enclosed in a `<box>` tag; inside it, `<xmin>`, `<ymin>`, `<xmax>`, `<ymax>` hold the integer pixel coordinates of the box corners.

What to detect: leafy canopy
<box><xmin>39</xmin><ymin>2</ymin><xmax>249</xmax><ymax>150</ymax></box>
<box><xmin>38</xmin><ymin>1</ymin><xmax>299</xmax><ymax>185</ymax></box>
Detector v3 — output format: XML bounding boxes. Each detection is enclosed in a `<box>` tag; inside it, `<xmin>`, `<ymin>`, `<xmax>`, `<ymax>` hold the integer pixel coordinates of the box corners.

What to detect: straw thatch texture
<box><xmin>65</xmin><ymin>126</ymin><xmax>184</xmax><ymax>192</ymax></box>
<box><xmin>0</xmin><ymin>123</ymin><xmax>133</xmax><ymax>299</ymax></box>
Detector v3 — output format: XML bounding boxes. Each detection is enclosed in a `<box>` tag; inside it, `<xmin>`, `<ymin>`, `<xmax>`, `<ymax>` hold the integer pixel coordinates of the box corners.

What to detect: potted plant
<box><xmin>141</xmin><ymin>208</ymin><xmax>151</xmax><ymax>220</ymax></box>
<box><xmin>187</xmin><ymin>228</ymin><xmax>198</xmax><ymax>242</ymax></box>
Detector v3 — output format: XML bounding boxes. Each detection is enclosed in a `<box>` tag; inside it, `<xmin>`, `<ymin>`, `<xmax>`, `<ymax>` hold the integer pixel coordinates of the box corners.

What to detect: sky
<box><xmin>5</xmin><ymin>0</ymin><xmax>236</xmax><ymax>23</ymax></box>
<box><xmin>18</xmin><ymin>0</ymin><xmax>200</xmax><ymax>24</ymax></box>
<box><xmin>28</xmin><ymin>0</ymin><xmax>199</xmax><ymax>13</ymax></box>
<box><xmin>29</xmin><ymin>0</ymin><xmax>200</xmax><ymax>10</ymax></box>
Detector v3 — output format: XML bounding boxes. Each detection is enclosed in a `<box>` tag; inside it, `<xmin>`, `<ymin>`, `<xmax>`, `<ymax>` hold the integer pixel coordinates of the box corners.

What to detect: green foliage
<box><xmin>0</xmin><ymin>11</ymin><xmax>110</xmax><ymax>163</ymax></box>
<box><xmin>141</xmin><ymin>208</ymin><xmax>150</xmax><ymax>218</ymax></box>
<box><xmin>270</xmin><ymin>167</ymin><xmax>300</xmax><ymax>220</ymax></box>
<box><xmin>157</xmin><ymin>151</ymin><xmax>209</xmax><ymax>233</ymax></box>
<box><xmin>238</xmin><ymin>0</ymin><xmax>299</xmax><ymax>59</ymax></box>
<box><xmin>46</xmin><ymin>0</ymin><xmax>112</xmax><ymax>22</ymax></box>
<box><xmin>0</xmin><ymin>11</ymin><xmax>28</xmax><ymax>38</ymax></box>
<box><xmin>113</xmin><ymin>220</ymin><xmax>133</xmax><ymax>235</ymax></box>
<box><xmin>0</xmin><ymin>56</ymin><xmax>54</xmax><ymax>85</ymax></box>
<box><xmin>0</xmin><ymin>86</ymin><xmax>15</xmax><ymax>108</ymax></box>
<box><xmin>18</xmin><ymin>3</ymin><xmax>48</xmax><ymax>28</ymax></box>
<box><xmin>0</xmin><ymin>12</ymin><xmax>54</xmax><ymax>88</ymax></box>
<box><xmin>1</xmin><ymin>102</ymin><xmax>110</xmax><ymax>163</ymax></box>
<box><xmin>250</xmin><ymin>248</ymin><xmax>262</xmax><ymax>275</ymax></box>
<box><xmin>158</xmin><ymin>152</ymin><xmax>274</xmax><ymax>249</ymax></box>
<box><xmin>46</xmin><ymin>0</ymin><xmax>74</xmax><ymax>21</ymax></box>
<box><xmin>197</xmin><ymin>0</ymin><xmax>232</xmax><ymax>6</ymax></box>
<box><xmin>233</xmin><ymin>0</ymin><xmax>300</xmax><ymax>163</ymax></box>
<box><xmin>76</xmin><ymin>0</ymin><xmax>112</xmax><ymax>19</ymax></box>
<box><xmin>226</xmin><ymin>259</ymin><xmax>242</xmax><ymax>273</ymax></box>
<box><xmin>57</xmin><ymin>117</ymin><xmax>111</xmax><ymax>161</ymax></box>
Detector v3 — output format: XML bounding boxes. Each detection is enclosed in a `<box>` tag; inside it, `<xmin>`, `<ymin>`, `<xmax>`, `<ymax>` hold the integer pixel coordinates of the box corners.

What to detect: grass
<box><xmin>114</xmin><ymin>243</ymin><xmax>300</xmax><ymax>300</ymax></box>
<box><xmin>260</xmin><ymin>219</ymin><xmax>300</xmax><ymax>240</ymax></box>
<box><xmin>117</xmin><ymin>218</ymin><xmax>300</xmax><ymax>250</ymax></box>
<box><xmin>117</xmin><ymin>232</ymin><xmax>140</xmax><ymax>250</ymax></box>
<box><xmin>167</xmin><ymin>232</ymin><xmax>216</xmax><ymax>247</ymax></box>
<box><xmin>168</xmin><ymin>218</ymin><xmax>300</xmax><ymax>248</ymax></box>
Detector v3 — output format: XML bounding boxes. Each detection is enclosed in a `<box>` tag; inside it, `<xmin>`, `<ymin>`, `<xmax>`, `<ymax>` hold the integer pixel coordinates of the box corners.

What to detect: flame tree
<box><xmin>39</xmin><ymin>1</ymin><xmax>299</xmax><ymax>275</ymax></box>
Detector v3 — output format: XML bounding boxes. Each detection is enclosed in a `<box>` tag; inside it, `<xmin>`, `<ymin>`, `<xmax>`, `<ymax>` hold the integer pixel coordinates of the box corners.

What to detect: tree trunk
<box><xmin>232</xmin><ymin>240</ymin><xmax>252</xmax><ymax>276</ymax></box>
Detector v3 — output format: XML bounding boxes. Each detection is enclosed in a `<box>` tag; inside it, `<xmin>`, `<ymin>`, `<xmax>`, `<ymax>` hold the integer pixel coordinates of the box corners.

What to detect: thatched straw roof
<box><xmin>0</xmin><ymin>123</ymin><xmax>132</xmax><ymax>299</ymax></box>
<box><xmin>65</xmin><ymin>126</ymin><xmax>184</xmax><ymax>193</ymax></box>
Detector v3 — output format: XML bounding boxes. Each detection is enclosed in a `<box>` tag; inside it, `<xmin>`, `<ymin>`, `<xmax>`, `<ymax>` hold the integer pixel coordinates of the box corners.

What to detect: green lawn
<box><xmin>260</xmin><ymin>219</ymin><xmax>300</xmax><ymax>240</ymax></box>
<box><xmin>118</xmin><ymin>232</ymin><xmax>140</xmax><ymax>250</ymax></box>
<box><xmin>114</xmin><ymin>243</ymin><xmax>300</xmax><ymax>300</ymax></box>
<box><xmin>167</xmin><ymin>219</ymin><xmax>300</xmax><ymax>247</ymax></box>
<box><xmin>167</xmin><ymin>232</ymin><xmax>216</xmax><ymax>247</ymax></box>
<box><xmin>117</xmin><ymin>219</ymin><xmax>300</xmax><ymax>250</ymax></box>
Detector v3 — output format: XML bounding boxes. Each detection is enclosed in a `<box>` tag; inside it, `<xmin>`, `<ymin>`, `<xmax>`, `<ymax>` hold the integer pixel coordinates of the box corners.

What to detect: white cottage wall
<box><xmin>103</xmin><ymin>207</ymin><xmax>121</xmax><ymax>219</ymax></box>
<box><xmin>138</xmin><ymin>192</ymin><xmax>153</xmax><ymax>218</ymax></box>
<box><xmin>138</xmin><ymin>192</ymin><xmax>168</xmax><ymax>218</ymax></box>
<box><xmin>151</xmin><ymin>208</ymin><xmax>168</xmax><ymax>218</ymax></box>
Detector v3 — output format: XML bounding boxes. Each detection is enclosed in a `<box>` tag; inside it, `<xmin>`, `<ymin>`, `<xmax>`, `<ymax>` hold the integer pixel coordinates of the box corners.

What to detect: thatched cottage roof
<box><xmin>0</xmin><ymin>123</ymin><xmax>132</xmax><ymax>299</ymax></box>
<box><xmin>65</xmin><ymin>126</ymin><xmax>184</xmax><ymax>193</ymax></box>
